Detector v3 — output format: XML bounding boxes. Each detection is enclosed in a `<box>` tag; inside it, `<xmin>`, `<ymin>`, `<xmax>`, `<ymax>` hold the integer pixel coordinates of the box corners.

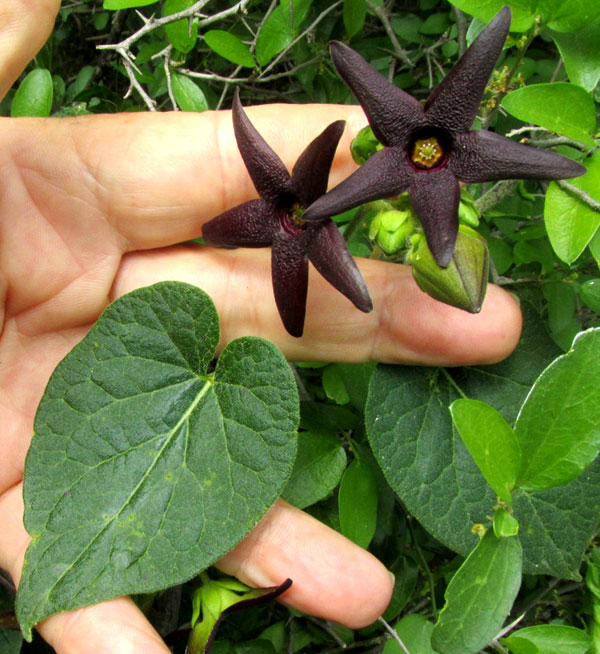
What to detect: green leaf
<box><xmin>502</xmin><ymin>625</ymin><xmax>592</xmax><ymax>654</ymax></box>
<box><xmin>419</xmin><ymin>12</ymin><xmax>451</xmax><ymax>35</ymax></box>
<box><xmin>0</xmin><ymin>630</ymin><xmax>22</xmax><ymax>654</ymax></box>
<box><xmin>204</xmin><ymin>31</ymin><xmax>255</xmax><ymax>68</ymax></box>
<box><xmin>255</xmin><ymin>0</ymin><xmax>312</xmax><ymax>66</ymax></box>
<box><xmin>282</xmin><ymin>430</ymin><xmax>347</xmax><ymax>509</ymax></box>
<box><xmin>542</xmin><ymin>281</ymin><xmax>579</xmax><ymax>351</ymax></box>
<box><xmin>383</xmin><ymin>614</ymin><xmax>437</xmax><ymax>654</ymax></box>
<box><xmin>343</xmin><ymin>0</ymin><xmax>367</xmax><ymax>38</ymax></box>
<box><xmin>539</xmin><ymin>0</ymin><xmax>600</xmax><ymax>32</ymax></box>
<box><xmin>551</xmin><ymin>16</ymin><xmax>600</xmax><ymax>91</ymax></box>
<box><xmin>366</xmin><ymin>307</ymin><xmax>600</xmax><ymax>578</ymax></box>
<box><xmin>11</xmin><ymin>69</ymin><xmax>53</xmax><ymax>117</ymax></box>
<box><xmin>104</xmin><ymin>0</ymin><xmax>158</xmax><ymax>8</ymax></box>
<box><xmin>544</xmin><ymin>151</ymin><xmax>600</xmax><ymax>264</ymax></box>
<box><xmin>16</xmin><ymin>282</ymin><xmax>299</xmax><ymax>639</ymax></box>
<box><xmin>450</xmin><ymin>399</ymin><xmax>521</xmax><ymax>504</ymax></box>
<box><xmin>501</xmin><ymin>83</ymin><xmax>597</xmax><ymax>147</ymax></box>
<box><xmin>431</xmin><ymin>531</ymin><xmax>522</xmax><ymax>654</ymax></box>
<box><xmin>445</xmin><ymin>0</ymin><xmax>536</xmax><ymax>32</ymax></box>
<box><xmin>171</xmin><ymin>73</ymin><xmax>208</xmax><ymax>112</ymax></box>
<box><xmin>579</xmin><ymin>279</ymin><xmax>600</xmax><ymax>314</ymax></box>
<box><xmin>382</xmin><ymin>556</ymin><xmax>419</xmax><ymax>621</ymax></box>
<box><xmin>163</xmin><ymin>0</ymin><xmax>198</xmax><ymax>54</ymax></box>
<box><xmin>516</xmin><ymin>328</ymin><xmax>600</xmax><ymax>491</ymax></box>
<box><xmin>338</xmin><ymin>458</ymin><xmax>378</xmax><ymax>549</ymax></box>
<box><xmin>322</xmin><ymin>366</ymin><xmax>350</xmax><ymax>405</ymax></box>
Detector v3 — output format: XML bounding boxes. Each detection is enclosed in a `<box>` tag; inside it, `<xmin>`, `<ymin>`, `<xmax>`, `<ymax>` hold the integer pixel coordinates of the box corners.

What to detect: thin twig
<box><xmin>378</xmin><ymin>617</ymin><xmax>411</xmax><ymax>654</ymax></box>
<box><xmin>475</xmin><ymin>179</ymin><xmax>519</xmax><ymax>214</ymax></box>
<box><xmin>556</xmin><ymin>179</ymin><xmax>600</xmax><ymax>212</ymax></box>
<box><xmin>452</xmin><ymin>6</ymin><xmax>468</xmax><ymax>57</ymax></box>
<box><xmin>367</xmin><ymin>1</ymin><xmax>414</xmax><ymax>68</ymax></box>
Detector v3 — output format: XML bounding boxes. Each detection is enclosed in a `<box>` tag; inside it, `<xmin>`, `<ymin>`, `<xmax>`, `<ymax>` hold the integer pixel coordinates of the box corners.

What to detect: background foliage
<box><xmin>2</xmin><ymin>1</ymin><xmax>600</xmax><ymax>653</ymax></box>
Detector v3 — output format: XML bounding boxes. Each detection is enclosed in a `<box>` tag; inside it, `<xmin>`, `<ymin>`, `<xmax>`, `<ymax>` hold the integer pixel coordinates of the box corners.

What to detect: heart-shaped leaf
<box><xmin>16</xmin><ymin>282</ymin><xmax>299</xmax><ymax>639</ymax></box>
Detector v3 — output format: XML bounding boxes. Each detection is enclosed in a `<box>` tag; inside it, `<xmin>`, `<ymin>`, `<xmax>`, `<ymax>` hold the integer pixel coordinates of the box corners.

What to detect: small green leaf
<box><xmin>516</xmin><ymin>328</ymin><xmax>600</xmax><ymax>491</ymax></box>
<box><xmin>343</xmin><ymin>0</ymin><xmax>367</xmax><ymax>38</ymax></box>
<box><xmin>445</xmin><ymin>0</ymin><xmax>535</xmax><ymax>32</ymax></box>
<box><xmin>171</xmin><ymin>73</ymin><xmax>208</xmax><ymax>112</ymax></box>
<box><xmin>338</xmin><ymin>458</ymin><xmax>378</xmax><ymax>549</ymax></box>
<box><xmin>383</xmin><ymin>614</ymin><xmax>437</xmax><ymax>654</ymax></box>
<box><xmin>104</xmin><ymin>0</ymin><xmax>158</xmax><ymax>8</ymax></box>
<box><xmin>551</xmin><ymin>16</ymin><xmax>600</xmax><ymax>91</ymax></box>
<box><xmin>493</xmin><ymin>507</ymin><xmax>519</xmax><ymax>538</ymax></box>
<box><xmin>419</xmin><ymin>12</ymin><xmax>451</xmax><ymax>34</ymax></box>
<box><xmin>579</xmin><ymin>279</ymin><xmax>600</xmax><ymax>314</ymax></box>
<box><xmin>16</xmin><ymin>282</ymin><xmax>299</xmax><ymax>639</ymax></box>
<box><xmin>542</xmin><ymin>281</ymin><xmax>579</xmax><ymax>351</ymax></box>
<box><xmin>11</xmin><ymin>69</ymin><xmax>53</xmax><ymax>117</ymax></box>
<box><xmin>431</xmin><ymin>531</ymin><xmax>522</xmax><ymax>654</ymax></box>
<box><xmin>322</xmin><ymin>366</ymin><xmax>350</xmax><ymax>405</ymax></box>
<box><xmin>450</xmin><ymin>399</ymin><xmax>521</xmax><ymax>504</ymax></box>
<box><xmin>255</xmin><ymin>0</ymin><xmax>312</xmax><ymax>66</ymax></box>
<box><xmin>0</xmin><ymin>630</ymin><xmax>22</xmax><ymax>654</ymax></box>
<box><xmin>204</xmin><ymin>31</ymin><xmax>255</xmax><ymax>68</ymax></box>
<box><xmin>282</xmin><ymin>430</ymin><xmax>347</xmax><ymax>509</ymax></box>
<box><xmin>502</xmin><ymin>625</ymin><xmax>592</xmax><ymax>654</ymax></box>
<box><xmin>501</xmin><ymin>83</ymin><xmax>597</xmax><ymax>147</ymax></box>
<box><xmin>544</xmin><ymin>151</ymin><xmax>600</xmax><ymax>264</ymax></box>
<box><xmin>163</xmin><ymin>0</ymin><xmax>198</xmax><ymax>54</ymax></box>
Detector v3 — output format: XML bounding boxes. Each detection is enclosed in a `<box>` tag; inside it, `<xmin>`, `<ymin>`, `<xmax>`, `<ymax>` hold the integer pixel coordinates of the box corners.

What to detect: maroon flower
<box><xmin>202</xmin><ymin>90</ymin><xmax>372</xmax><ymax>337</ymax></box>
<box><xmin>303</xmin><ymin>6</ymin><xmax>586</xmax><ymax>267</ymax></box>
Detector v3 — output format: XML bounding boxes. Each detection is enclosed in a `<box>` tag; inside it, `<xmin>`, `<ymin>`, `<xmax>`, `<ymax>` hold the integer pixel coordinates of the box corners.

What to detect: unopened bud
<box><xmin>350</xmin><ymin>125</ymin><xmax>383</xmax><ymax>165</ymax></box>
<box><xmin>369</xmin><ymin>210</ymin><xmax>413</xmax><ymax>255</ymax></box>
<box><xmin>411</xmin><ymin>225</ymin><xmax>489</xmax><ymax>313</ymax></box>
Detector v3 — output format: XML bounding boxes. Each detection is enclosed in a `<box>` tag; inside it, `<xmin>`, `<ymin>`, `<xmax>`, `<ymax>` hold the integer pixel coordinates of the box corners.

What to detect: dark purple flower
<box><xmin>304</xmin><ymin>6</ymin><xmax>586</xmax><ymax>267</ymax></box>
<box><xmin>202</xmin><ymin>90</ymin><xmax>372</xmax><ymax>337</ymax></box>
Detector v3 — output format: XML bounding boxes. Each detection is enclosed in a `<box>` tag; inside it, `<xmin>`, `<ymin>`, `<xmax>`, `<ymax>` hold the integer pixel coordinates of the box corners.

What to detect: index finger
<box><xmin>4</xmin><ymin>104</ymin><xmax>367</xmax><ymax>250</ymax></box>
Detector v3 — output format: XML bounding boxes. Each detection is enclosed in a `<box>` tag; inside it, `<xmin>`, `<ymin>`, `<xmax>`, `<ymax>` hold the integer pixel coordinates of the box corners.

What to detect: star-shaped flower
<box><xmin>303</xmin><ymin>6</ymin><xmax>586</xmax><ymax>267</ymax></box>
<box><xmin>202</xmin><ymin>90</ymin><xmax>372</xmax><ymax>337</ymax></box>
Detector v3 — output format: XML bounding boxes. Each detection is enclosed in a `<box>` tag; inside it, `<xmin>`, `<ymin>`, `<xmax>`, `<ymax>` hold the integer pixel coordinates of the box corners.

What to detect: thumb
<box><xmin>0</xmin><ymin>0</ymin><xmax>60</xmax><ymax>101</ymax></box>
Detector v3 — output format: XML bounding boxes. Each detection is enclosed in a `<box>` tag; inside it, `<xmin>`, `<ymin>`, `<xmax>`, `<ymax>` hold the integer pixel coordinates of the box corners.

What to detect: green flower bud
<box><xmin>411</xmin><ymin>225</ymin><xmax>489</xmax><ymax>313</ymax></box>
<box><xmin>369</xmin><ymin>209</ymin><xmax>413</xmax><ymax>255</ymax></box>
<box><xmin>350</xmin><ymin>125</ymin><xmax>383</xmax><ymax>165</ymax></box>
<box><xmin>458</xmin><ymin>188</ymin><xmax>481</xmax><ymax>227</ymax></box>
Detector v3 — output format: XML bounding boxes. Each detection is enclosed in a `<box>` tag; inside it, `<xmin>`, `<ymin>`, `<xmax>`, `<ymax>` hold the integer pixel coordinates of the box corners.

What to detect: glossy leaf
<box><xmin>343</xmin><ymin>0</ymin><xmax>367</xmax><ymax>38</ymax></box>
<box><xmin>104</xmin><ymin>0</ymin><xmax>158</xmax><ymax>8</ymax></box>
<box><xmin>501</xmin><ymin>625</ymin><xmax>592</xmax><ymax>654</ymax></box>
<box><xmin>450</xmin><ymin>399</ymin><xmax>521</xmax><ymax>504</ymax></box>
<box><xmin>171</xmin><ymin>73</ymin><xmax>209</xmax><ymax>112</ymax></box>
<box><xmin>516</xmin><ymin>328</ymin><xmax>600</xmax><ymax>491</ymax></box>
<box><xmin>501</xmin><ymin>83</ymin><xmax>597</xmax><ymax>147</ymax></box>
<box><xmin>163</xmin><ymin>0</ymin><xmax>198</xmax><ymax>53</ymax></box>
<box><xmin>431</xmin><ymin>531</ymin><xmax>522</xmax><ymax>654</ymax></box>
<box><xmin>383</xmin><ymin>614</ymin><xmax>437</xmax><ymax>654</ymax></box>
<box><xmin>11</xmin><ymin>69</ymin><xmax>53</xmax><ymax>117</ymax></box>
<box><xmin>545</xmin><ymin>151</ymin><xmax>600</xmax><ymax>264</ymax></box>
<box><xmin>446</xmin><ymin>0</ymin><xmax>535</xmax><ymax>32</ymax></box>
<box><xmin>204</xmin><ymin>31</ymin><xmax>255</xmax><ymax>68</ymax></box>
<box><xmin>551</xmin><ymin>16</ymin><xmax>600</xmax><ymax>91</ymax></box>
<box><xmin>338</xmin><ymin>458</ymin><xmax>378</xmax><ymax>549</ymax></box>
<box><xmin>16</xmin><ymin>282</ymin><xmax>299</xmax><ymax>639</ymax></box>
<box><xmin>282</xmin><ymin>430</ymin><xmax>347</xmax><ymax>509</ymax></box>
<box><xmin>579</xmin><ymin>279</ymin><xmax>600</xmax><ymax>314</ymax></box>
<box><xmin>255</xmin><ymin>0</ymin><xmax>312</xmax><ymax>66</ymax></box>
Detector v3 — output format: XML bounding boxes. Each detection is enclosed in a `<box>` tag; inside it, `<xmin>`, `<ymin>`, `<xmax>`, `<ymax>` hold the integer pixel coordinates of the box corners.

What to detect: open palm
<box><xmin>0</xmin><ymin>3</ymin><xmax>522</xmax><ymax>652</ymax></box>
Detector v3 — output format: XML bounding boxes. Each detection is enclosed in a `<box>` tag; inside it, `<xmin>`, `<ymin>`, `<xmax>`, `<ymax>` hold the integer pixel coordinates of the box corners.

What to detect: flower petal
<box><xmin>409</xmin><ymin>168</ymin><xmax>460</xmax><ymax>268</ymax></box>
<box><xmin>330</xmin><ymin>41</ymin><xmax>426</xmax><ymax>147</ymax></box>
<box><xmin>272</xmin><ymin>233</ymin><xmax>309</xmax><ymax>337</ymax></box>
<box><xmin>232</xmin><ymin>89</ymin><xmax>290</xmax><ymax>203</ymax></box>
<box><xmin>303</xmin><ymin>147</ymin><xmax>413</xmax><ymax>221</ymax></box>
<box><xmin>307</xmin><ymin>221</ymin><xmax>373</xmax><ymax>313</ymax></box>
<box><xmin>202</xmin><ymin>199</ymin><xmax>277</xmax><ymax>247</ymax></box>
<box><xmin>451</xmin><ymin>130</ymin><xmax>587</xmax><ymax>182</ymax></box>
<box><xmin>290</xmin><ymin>120</ymin><xmax>346</xmax><ymax>207</ymax></box>
<box><xmin>425</xmin><ymin>7</ymin><xmax>511</xmax><ymax>135</ymax></box>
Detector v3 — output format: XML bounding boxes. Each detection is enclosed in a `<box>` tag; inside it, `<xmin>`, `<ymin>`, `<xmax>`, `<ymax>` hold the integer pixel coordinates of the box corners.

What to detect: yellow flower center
<box><xmin>411</xmin><ymin>137</ymin><xmax>444</xmax><ymax>169</ymax></box>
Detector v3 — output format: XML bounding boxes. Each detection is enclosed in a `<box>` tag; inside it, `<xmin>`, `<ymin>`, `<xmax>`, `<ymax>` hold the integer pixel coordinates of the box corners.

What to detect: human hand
<box><xmin>0</xmin><ymin>2</ymin><xmax>522</xmax><ymax>652</ymax></box>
